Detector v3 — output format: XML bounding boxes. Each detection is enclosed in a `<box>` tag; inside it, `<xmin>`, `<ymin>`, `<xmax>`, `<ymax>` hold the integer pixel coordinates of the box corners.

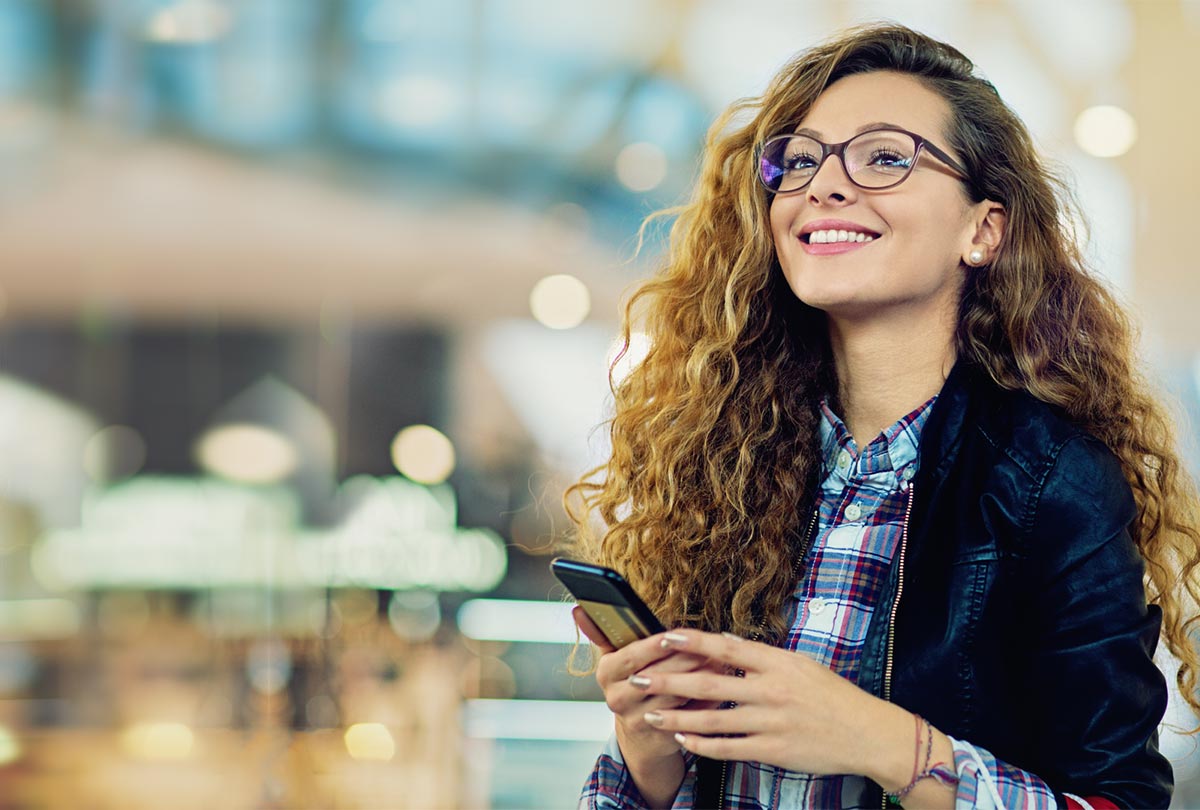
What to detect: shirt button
<box><xmin>809</xmin><ymin>598</ymin><xmax>828</xmax><ymax>614</ymax></box>
<box><xmin>901</xmin><ymin>468</ymin><xmax>915</xmax><ymax>481</ymax></box>
<box><xmin>836</xmin><ymin>450</ymin><xmax>851</xmax><ymax>470</ymax></box>
<box><xmin>845</xmin><ymin>503</ymin><xmax>862</xmax><ymax>521</ymax></box>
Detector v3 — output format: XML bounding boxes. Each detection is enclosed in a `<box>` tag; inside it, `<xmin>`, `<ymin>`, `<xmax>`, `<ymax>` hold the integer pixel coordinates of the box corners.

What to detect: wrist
<box><xmin>861</xmin><ymin>702</ymin><xmax>925</xmax><ymax>790</ymax></box>
<box><xmin>616</xmin><ymin>721</ymin><xmax>687</xmax><ymax>810</ymax></box>
<box><xmin>616</xmin><ymin>717</ymin><xmax>686</xmax><ymax>765</ymax></box>
<box><xmin>862</xmin><ymin>706</ymin><xmax>957</xmax><ymax>806</ymax></box>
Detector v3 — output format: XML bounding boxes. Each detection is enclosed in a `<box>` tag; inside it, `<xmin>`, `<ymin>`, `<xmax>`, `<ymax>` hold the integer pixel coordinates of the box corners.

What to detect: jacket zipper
<box><xmin>716</xmin><ymin>750</ymin><xmax>728</xmax><ymax>810</ymax></box>
<box><xmin>883</xmin><ymin>484</ymin><xmax>914</xmax><ymax>702</ymax></box>
<box><xmin>880</xmin><ymin>483</ymin><xmax>915</xmax><ymax>809</ymax></box>
<box><xmin>716</xmin><ymin>506</ymin><xmax>821</xmax><ymax>810</ymax></box>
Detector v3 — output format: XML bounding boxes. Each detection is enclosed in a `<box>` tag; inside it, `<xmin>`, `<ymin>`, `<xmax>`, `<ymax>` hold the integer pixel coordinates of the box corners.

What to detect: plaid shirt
<box><xmin>581</xmin><ymin>397</ymin><xmax>1058</xmax><ymax>809</ymax></box>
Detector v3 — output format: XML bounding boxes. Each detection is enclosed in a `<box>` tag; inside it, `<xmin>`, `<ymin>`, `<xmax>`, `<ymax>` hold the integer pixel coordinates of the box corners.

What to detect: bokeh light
<box><xmin>1074</xmin><ymin>105</ymin><xmax>1138</xmax><ymax>157</ymax></box>
<box><xmin>143</xmin><ymin>0</ymin><xmax>233</xmax><ymax>44</ymax></box>
<box><xmin>194</xmin><ymin>423</ymin><xmax>299</xmax><ymax>485</ymax></box>
<box><xmin>344</xmin><ymin>723</ymin><xmax>395</xmax><ymax>761</ymax></box>
<box><xmin>529</xmin><ymin>274</ymin><xmax>591</xmax><ymax>330</ymax></box>
<box><xmin>120</xmin><ymin>722</ymin><xmax>195</xmax><ymax>760</ymax></box>
<box><xmin>0</xmin><ymin>725</ymin><xmax>20</xmax><ymax>766</ymax></box>
<box><xmin>390</xmin><ymin>424</ymin><xmax>456</xmax><ymax>485</ymax></box>
<box><xmin>614</xmin><ymin>141</ymin><xmax>668</xmax><ymax>192</ymax></box>
<box><xmin>388</xmin><ymin>590</ymin><xmax>442</xmax><ymax>642</ymax></box>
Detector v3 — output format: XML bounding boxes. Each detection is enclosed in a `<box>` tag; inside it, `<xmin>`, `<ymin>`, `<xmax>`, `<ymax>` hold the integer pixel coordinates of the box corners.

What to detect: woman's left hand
<box><xmin>633</xmin><ymin>629</ymin><xmax>902</xmax><ymax>776</ymax></box>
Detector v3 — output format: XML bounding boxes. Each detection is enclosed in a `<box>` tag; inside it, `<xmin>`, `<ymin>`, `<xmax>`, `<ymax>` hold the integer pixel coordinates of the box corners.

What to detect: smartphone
<box><xmin>551</xmin><ymin>557</ymin><xmax>666</xmax><ymax>648</ymax></box>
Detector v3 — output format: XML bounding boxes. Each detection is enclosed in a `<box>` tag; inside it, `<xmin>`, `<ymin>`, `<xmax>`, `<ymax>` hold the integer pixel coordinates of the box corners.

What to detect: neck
<box><xmin>827</xmin><ymin>308</ymin><xmax>957</xmax><ymax>448</ymax></box>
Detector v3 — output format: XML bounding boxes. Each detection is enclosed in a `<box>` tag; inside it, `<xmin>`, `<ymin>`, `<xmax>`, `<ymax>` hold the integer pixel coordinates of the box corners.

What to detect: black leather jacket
<box><xmin>847</xmin><ymin>361</ymin><xmax>1173</xmax><ymax>808</ymax></box>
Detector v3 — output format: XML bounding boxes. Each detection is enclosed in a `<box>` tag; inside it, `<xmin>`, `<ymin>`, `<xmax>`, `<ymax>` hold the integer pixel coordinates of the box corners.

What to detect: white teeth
<box><xmin>808</xmin><ymin>228</ymin><xmax>875</xmax><ymax>244</ymax></box>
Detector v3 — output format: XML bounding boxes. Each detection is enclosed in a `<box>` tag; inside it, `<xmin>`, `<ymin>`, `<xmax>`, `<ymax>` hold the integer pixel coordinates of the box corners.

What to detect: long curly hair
<box><xmin>563</xmin><ymin>23</ymin><xmax>1200</xmax><ymax>719</ymax></box>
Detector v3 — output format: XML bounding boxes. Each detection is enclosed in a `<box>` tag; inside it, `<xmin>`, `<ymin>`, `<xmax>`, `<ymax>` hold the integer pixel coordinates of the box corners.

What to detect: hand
<box><xmin>573</xmin><ymin>608</ymin><xmax>721</xmax><ymax>763</ymax></box>
<box><xmin>627</xmin><ymin>629</ymin><xmax>902</xmax><ymax>776</ymax></box>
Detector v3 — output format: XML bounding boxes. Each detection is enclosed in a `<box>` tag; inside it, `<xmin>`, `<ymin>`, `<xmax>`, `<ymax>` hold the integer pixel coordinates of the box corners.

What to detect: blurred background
<box><xmin>0</xmin><ymin>0</ymin><xmax>1197</xmax><ymax>807</ymax></box>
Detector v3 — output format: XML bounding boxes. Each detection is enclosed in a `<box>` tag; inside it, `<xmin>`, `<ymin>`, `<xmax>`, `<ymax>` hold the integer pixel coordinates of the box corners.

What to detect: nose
<box><xmin>805</xmin><ymin>154</ymin><xmax>858</xmax><ymax>206</ymax></box>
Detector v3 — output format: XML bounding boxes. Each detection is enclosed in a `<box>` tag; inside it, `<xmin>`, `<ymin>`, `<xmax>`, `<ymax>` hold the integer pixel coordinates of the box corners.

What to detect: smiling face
<box><xmin>769</xmin><ymin>71</ymin><xmax>990</xmax><ymax>325</ymax></box>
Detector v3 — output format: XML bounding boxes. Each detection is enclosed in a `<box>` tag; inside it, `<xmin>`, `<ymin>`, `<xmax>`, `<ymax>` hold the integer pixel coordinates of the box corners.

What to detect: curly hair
<box><xmin>564</xmin><ymin>23</ymin><xmax>1200</xmax><ymax>721</ymax></box>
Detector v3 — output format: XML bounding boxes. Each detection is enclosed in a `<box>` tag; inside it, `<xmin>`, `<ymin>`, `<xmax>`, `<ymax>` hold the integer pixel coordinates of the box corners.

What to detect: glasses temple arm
<box><xmin>921</xmin><ymin>140</ymin><xmax>971</xmax><ymax>181</ymax></box>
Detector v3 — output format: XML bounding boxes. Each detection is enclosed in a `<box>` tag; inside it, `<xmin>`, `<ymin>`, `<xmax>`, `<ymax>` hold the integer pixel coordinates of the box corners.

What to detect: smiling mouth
<box><xmin>801</xmin><ymin>228</ymin><xmax>881</xmax><ymax>245</ymax></box>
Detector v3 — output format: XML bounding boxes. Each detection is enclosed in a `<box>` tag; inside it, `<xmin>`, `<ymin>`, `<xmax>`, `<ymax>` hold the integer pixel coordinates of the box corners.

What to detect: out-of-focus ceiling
<box><xmin>0</xmin><ymin>124</ymin><xmax>628</xmax><ymax>326</ymax></box>
<box><xmin>0</xmin><ymin>0</ymin><xmax>1194</xmax><ymax>349</ymax></box>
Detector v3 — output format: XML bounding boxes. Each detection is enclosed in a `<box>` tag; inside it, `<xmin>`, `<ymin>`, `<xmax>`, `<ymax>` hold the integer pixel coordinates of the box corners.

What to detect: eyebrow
<box><xmin>793</xmin><ymin>121</ymin><xmax>907</xmax><ymax>139</ymax></box>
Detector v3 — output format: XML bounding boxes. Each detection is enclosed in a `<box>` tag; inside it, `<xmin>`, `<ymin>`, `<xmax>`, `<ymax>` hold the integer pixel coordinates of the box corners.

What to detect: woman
<box><xmin>565</xmin><ymin>23</ymin><xmax>1200</xmax><ymax>810</ymax></box>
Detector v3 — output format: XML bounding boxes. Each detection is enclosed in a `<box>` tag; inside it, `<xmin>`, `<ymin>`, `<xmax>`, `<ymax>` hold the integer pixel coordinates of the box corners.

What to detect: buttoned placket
<box><xmin>807</xmin><ymin>407</ymin><xmax>927</xmax><ymax>627</ymax></box>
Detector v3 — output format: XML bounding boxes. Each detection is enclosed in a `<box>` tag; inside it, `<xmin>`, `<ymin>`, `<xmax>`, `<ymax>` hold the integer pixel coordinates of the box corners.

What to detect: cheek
<box><xmin>768</xmin><ymin>201</ymin><xmax>794</xmax><ymax>249</ymax></box>
<box><xmin>899</xmin><ymin>196</ymin><xmax>974</xmax><ymax>256</ymax></box>
<box><xmin>888</xmin><ymin>210</ymin><xmax>958</xmax><ymax>257</ymax></box>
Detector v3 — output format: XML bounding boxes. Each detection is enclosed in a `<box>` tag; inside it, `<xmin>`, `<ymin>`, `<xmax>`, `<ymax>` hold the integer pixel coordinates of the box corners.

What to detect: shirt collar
<box><xmin>819</xmin><ymin>395</ymin><xmax>938</xmax><ymax>481</ymax></box>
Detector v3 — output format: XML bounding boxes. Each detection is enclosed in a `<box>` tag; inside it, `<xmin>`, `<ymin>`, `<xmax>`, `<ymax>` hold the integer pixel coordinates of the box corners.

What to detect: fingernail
<box><xmin>660</xmin><ymin>632</ymin><xmax>688</xmax><ymax>648</ymax></box>
<box><xmin>674</xmin><ymin>732</ymin><xmax>688</xmax><ymax>747</ymax></box>
<box><xmin>722</xmin><ymin>632</ymin><xmax>745</xmax><ymax>642</ymax></box>
<box><xmin>628</xmin><ymin>675</ymin><xmax>652</xmax><ymax>689</ymax></box>
<box><xmin>643</xmin><ymin>711</ymin><xmax>663</xmax><ymax>726</ymax></box>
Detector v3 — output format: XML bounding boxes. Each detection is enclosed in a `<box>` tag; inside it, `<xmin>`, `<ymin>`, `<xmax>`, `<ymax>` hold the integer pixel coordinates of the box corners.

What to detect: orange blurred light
<box><xmin>120</xmin><ymin>722</ymin><xmax>195</xmax><ymax>760</ymax></box>
<box><xmin>344</xmin><ymin>723</ymin><xmax>395</xmax><ymax>761</ymax></box>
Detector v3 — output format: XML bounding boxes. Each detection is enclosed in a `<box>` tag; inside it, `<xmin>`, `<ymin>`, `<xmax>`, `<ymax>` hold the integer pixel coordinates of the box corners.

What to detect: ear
<box><xmin>963</xmin><ymin>201</ymin><xmax>1006</xmax><ymax>266</ymax></box>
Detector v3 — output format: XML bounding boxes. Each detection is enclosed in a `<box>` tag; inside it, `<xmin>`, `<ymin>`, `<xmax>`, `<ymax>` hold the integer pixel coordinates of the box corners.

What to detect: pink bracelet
<box><xmin>886</xmin><ymin>716</ymin><xmax>958</xmax><ymax>804</ymax></box>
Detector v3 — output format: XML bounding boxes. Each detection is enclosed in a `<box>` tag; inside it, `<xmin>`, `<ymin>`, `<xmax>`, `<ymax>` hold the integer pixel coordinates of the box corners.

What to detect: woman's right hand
<box><xmin>573</xmin><ymin>607</ymin><xmax>717</xmax><ymax>761</ymax></box>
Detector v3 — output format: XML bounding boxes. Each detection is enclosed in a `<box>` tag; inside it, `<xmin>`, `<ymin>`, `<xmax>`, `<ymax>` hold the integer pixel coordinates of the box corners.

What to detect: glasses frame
<box><xmin>755</xmin><ymin>126</ymin><xmax>972</xmax><ymax>194</ymax></box>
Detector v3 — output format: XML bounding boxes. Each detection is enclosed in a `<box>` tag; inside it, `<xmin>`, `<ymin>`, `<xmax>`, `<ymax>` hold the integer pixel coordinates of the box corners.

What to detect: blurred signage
<box><xmin>32</xmin><ymin>475</ymin><xmax>505</xmax><ymax>591</ymax></box>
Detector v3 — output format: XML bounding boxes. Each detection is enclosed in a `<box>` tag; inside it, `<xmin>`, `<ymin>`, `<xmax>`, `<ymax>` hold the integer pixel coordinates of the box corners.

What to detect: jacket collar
<box><xmin>916</xmin><ymin>358</ymin><xmax>978</xmax><ymax>481</ymax></box>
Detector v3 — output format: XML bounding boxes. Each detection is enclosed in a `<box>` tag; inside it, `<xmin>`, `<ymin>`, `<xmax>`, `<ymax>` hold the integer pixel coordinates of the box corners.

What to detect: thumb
<box><xmin>572</xmin><ymin>605</ymin><xmax>617</xmax><ymax>653</ymax></box>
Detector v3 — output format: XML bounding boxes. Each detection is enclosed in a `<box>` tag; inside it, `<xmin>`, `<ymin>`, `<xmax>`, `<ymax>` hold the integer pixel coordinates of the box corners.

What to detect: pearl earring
<box><xmin>968</xmin><ymin>249</ymin><xmax>984</xmax><ymax>265</ymax></box>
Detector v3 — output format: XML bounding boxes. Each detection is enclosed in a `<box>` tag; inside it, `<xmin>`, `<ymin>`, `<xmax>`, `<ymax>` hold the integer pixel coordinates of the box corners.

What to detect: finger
<box><xmin>659</xmin><ymin>629</ymin><xmax>772</xmax><ymax>673</ymax></box>
<box><xmin>614</xmin><ymin>689</ymin><xmax>723</xmax><ymax>717</ymax></box>
<box><xmin>629</xmin><ymin>669</ymin><xmax>752</xmax><ymax>705</ymax></box>
<box><xmin>572</xmin><ymin>606</ymin><xmax>616</xmax><ymax>653</ymax></box>
<box><xmin>639</xmin><ymin>651</ymin><xmax>711</xmax><ymax>675</ymax></box>
<box><xmin>594</xmin><ymin>634</ymin><xmax>681</xmax><ymax>688</ymax></box>
<box><xmin>604</xmin><ymin>679</ymin><xmax>706</xmax><ymax>718</ymax></box>
<box><xmin>642</xmin><ymin>693</ymin><xmax>700</xmax><ymax>712</ymax></box>
<box><xmin>643</xmin><ymin>706</ymin><xmax>760</xmax><ymax>737</ymax></box>
<box><xmin>672</xmin><ymin>732</ymin><xmax>759</xmax><ymax>762</ymax></box>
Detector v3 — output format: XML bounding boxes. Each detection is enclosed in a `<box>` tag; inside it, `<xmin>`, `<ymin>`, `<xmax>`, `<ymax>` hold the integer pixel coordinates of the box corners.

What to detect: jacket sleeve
<box><xmin>1024</xmin><ymin>434</ymin><xmax>1173</xmax><ymax>808</ymax></box>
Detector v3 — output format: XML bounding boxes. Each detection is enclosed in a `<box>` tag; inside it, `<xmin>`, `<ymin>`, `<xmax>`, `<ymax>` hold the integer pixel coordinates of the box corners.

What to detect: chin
<box><xmin>783</xmin><ymin>280</ymin><xmax>864</xmax><ymax>312</ymax></box>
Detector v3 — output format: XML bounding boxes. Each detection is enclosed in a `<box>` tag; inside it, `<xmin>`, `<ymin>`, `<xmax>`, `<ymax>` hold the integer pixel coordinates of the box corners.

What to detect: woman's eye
<box><xmin>784</xmin><ymin>152</ymin><xmax>819</xmax><ymax>171</ymax></box>
<box><xmin>869</xmin><ymin>149</ymin><xmax>911</xmax><ymax>167</ymax></box>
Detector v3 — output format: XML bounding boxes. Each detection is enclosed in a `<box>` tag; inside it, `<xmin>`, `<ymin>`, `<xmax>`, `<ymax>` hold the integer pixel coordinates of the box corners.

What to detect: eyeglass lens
<box><xmin>759</xmin><ymin>130</ymin><xmax>919</xmax><ymax>192</ymax></box>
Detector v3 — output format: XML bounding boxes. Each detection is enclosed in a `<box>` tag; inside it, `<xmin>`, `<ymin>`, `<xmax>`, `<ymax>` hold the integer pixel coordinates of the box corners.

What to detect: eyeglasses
<box><xmin>755</xmin><ymin>127</ymin><xmax>971</xmax><ymax>194</ymax></box>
